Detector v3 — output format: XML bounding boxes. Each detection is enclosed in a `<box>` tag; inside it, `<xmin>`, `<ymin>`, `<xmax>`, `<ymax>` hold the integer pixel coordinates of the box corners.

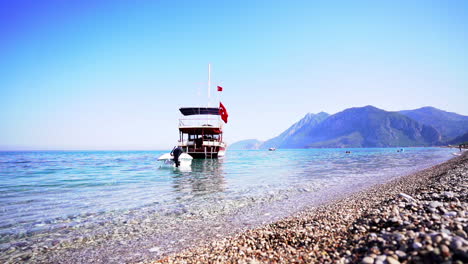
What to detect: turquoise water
<box><xmin>0</xmin><ymin>148</ymin><xmax>455</xmax><ymax>262</ymax></box>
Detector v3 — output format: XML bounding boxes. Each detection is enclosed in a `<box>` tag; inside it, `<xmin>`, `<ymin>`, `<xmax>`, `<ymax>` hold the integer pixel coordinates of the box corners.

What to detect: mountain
<box><xmin>228</xmin><ymin>139</ymin><xmax>263</xmax><ymax>150</ymax></box>
<box><xmin>399</xmin><ymin>107</ymin><xmax>468</xmax><ymax>141</ymax></box>
<box><xmin>260</xmin><ymin>112</ymin><xmax>329</xmax><ymax>149</ymax></box>
<box><xmin>230</xmin><ymin>105</ymin><xmax>468</xmax><ymax>149</ymax></box>
<box><xmin>279</xmin><ymin>106</ymin><xmax>441</xmax><ymax>148</ymax></box>
<box><xmin>449</xmin><ymin>131</ymin><xmax>468</xmax><ymax>145</ymax></box>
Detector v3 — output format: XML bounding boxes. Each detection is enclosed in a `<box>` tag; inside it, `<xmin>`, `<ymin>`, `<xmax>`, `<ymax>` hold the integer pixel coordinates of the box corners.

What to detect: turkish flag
<box><xmin>219</xmin><ymin>102</ymin><xmax>228</xmax><ymax>123</ymax></box>
<box><xmin>217</xmin><ymin>86</ymin><xmax>223</xmax><ymax>92</ymax></box>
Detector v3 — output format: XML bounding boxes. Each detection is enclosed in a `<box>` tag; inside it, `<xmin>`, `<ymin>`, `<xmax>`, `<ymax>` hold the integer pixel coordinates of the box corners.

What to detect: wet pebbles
<box><xmin>155</xmin><ymin>152</ymin><xmax>467</xmax><ymax>263</ymax></box>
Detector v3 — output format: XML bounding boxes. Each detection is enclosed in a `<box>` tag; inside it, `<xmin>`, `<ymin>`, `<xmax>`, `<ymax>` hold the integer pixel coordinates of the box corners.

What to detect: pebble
<box><xmin>149</xmin><ymin>247</ymin><xmax>161</xmax><ymax>252</ymax></box>
<box><xmin>454</xmin><ymin>230</ymin><xmax>467</xmax><ymax>239</ymax></box>
<box><xmin>361</xmin><ymin>256</ymin><xmax>374</xmax><ymax>264</ymax></box>
<box><xmin>399</xmin><ymin>193</ymin><xmax>416</xmax><ymax>202</ymax></box>
<box><xmin>440</xmin><ymin>244</ymin><xmax>450</xmax><ymax>257</ymax></box>
<box><xmin>387</xmin><ymin>256</ymin><xmax>400</xmax><ymax>264</ymax></box>
<box><xmin>412</xmin><ymin>242</ymin><xmax>422</xmax><ymax>250</ymax></box>
<box><xmin>443</xmin><ymin>191</ymin><xmax>455</xmax><ymax>198</ymax></box>
<box><xmin>444</xmin><ymin>211</ymin><xmax>457</xmax><ymax>217</ymax></box>
<box><xmin>431</xmin><ymin>213</ymin><xmax>441</xmax><ymax>220</ymax></box>
<box><xmin>395</xmin><ymin>250</ymin><xmax>406</xmax><ymax>259</ymax></box>
<box><xmin>375</xmin><ymin>254</ymin><xmax>386</xmax><ymax>262</ymax></box>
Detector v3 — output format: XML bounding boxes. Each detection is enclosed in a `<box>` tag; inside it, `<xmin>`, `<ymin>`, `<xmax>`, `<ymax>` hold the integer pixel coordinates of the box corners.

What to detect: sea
<box><xmin>0</xmin><ymin>148</ymin><xmax>456</xmax><ymax>263</ymax></box>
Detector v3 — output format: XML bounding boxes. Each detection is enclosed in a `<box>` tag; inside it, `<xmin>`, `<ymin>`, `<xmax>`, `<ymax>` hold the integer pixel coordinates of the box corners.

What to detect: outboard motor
<box><xmin>171</xmin><ymin>146</ymin><xmax>183</xmax><ymax>167</ymax></box>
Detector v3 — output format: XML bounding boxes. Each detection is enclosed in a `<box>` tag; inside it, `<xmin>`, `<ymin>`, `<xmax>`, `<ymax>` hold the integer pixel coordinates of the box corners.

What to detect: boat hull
<box><xmin>179</xmin><ymin>146</ymin><xmax>226</xmax><ymax>159</ymax></box>
<box><xmin>187</xmin><ymin>149</ymin><xmax>226</xmax><ymax>159</ymax></box>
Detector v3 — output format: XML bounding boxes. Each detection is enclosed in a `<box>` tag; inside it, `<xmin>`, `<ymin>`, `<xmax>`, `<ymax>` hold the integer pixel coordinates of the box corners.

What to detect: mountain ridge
<box><xmin>299</xmin><ymin>105</ymin><xmax>441</xmax><ymax>148</ymax></box>
<box><xmin>231</xmin><ymin>106</ymin><xmax>468</xmax><ymax>149</ymax></box>
<box><xmin>399</xmin><ymin>106</ymin><xmax>468</xmax><ymax>140</ymax></box>
<box><xmin>259</xmin><ymin>112</ymin><xmax>329</xmax><ymax>149</ymax></box>
<box><xmin>228</xmin><ymin>139</ymin><xmax>263</xmax><ymax>150</ymax></box>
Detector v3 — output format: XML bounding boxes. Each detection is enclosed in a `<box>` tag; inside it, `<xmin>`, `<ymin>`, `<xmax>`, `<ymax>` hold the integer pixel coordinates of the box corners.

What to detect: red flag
<box><xmin>219</xmin><ymin>102</ymin><xmax>228</xmax><ymax>123</ymax></box>
<box><xmin>217</xmin><ymin>86</ymin><xmax>223</xmax><ymax>92</ymax></box>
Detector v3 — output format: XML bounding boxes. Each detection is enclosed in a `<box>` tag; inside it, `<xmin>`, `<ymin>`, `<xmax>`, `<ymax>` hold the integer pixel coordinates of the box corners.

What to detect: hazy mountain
<box><xmin>228</xmin><ymin>139</ymin><xmax>263</xmax><ymax>150</ymax></box>
<box><xmin>399</xmin><ymin>107</ymin><xmax>468</xmax><ymax>141</ymax></box>
<box><xmin>278</xmin><ymin>106</ymin><xmax>441</xmax><ymax>148</ymax></box>
<box><xmin>260</xmin><ymin>112</ymin><xmax>329</xmax><ymax>149</ymax></box>
<box><xmin>449</xmin><ymin>131</ymin><xmax>468</xmax><ymax>145</ymax></box>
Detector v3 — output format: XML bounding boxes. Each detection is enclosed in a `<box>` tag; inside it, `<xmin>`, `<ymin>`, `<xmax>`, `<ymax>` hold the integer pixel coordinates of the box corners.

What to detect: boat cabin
<box><xmin>177</xmin><ymin>107</ymin><xmax>226</xmax><ymax>158</ymax></box>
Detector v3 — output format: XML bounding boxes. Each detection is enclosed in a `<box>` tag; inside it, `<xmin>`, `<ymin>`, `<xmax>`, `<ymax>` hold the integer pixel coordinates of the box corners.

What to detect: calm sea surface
<box><xmin>0</xmin><ymin>148</ymin><xmax>455</xmax><ymax>263</ymax></box>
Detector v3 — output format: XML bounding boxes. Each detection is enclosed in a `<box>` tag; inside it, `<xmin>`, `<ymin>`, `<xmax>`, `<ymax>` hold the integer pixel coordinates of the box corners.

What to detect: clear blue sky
<box><xmin>1</xmin><ymin>0</ymin><xmax>467</xmax><ymax>150</ymax></box>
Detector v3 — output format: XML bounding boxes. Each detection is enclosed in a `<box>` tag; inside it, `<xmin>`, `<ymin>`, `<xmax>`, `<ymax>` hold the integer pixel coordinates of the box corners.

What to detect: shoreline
<box><xmin>154</xmin><ymin>152</ymin><xmax>468</xmax><ymax>263</ymax></box>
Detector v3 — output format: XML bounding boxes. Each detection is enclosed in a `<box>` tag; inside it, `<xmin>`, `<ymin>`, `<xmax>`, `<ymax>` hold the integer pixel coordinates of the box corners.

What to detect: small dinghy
<box><xmin>158</xmin><ymin>153</ymin><xmax>193</xmax><ymax>168</ymax></box>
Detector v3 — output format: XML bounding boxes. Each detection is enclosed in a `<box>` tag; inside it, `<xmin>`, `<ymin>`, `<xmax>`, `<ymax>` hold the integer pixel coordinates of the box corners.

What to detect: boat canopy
<box><xmin>179</xmin><ymin>107</ymin><xmax>219</xmax><ymax>116</ymax></box>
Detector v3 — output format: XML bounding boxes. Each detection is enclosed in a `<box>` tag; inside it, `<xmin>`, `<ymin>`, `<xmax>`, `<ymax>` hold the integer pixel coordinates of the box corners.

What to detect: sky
<box><xmin>1</xmin><ymin>0</ymin><xmax>467</xmax><ymax>150</ymax></box>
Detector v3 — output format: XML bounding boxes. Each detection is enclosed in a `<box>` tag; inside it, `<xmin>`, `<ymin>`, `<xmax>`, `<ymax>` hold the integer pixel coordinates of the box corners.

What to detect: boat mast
<box><xmin>207</xmin><ymin>63</ymin><xmax>211</xmax><ymax>107</ymax></box>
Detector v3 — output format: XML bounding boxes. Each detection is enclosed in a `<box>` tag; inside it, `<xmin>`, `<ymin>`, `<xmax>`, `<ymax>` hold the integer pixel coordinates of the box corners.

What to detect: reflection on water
<box><xmin>172</xmin><ymin>159</ymin><xmax>226</xmax><ymax>198</ymax></box>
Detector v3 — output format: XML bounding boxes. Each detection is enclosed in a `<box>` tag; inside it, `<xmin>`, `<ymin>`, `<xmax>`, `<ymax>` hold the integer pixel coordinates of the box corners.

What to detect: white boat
<box><xmin>157</xmin><ymin>153</ymin><xmax>193</xmax><ymax>168</ymax></box>
<box><xmin>269</xmin><ymin>148</ymin><xmax>276</xmax><ymax>151</ymax></box>
<box><xmin>175</xmin><ymin>64</ymin><xmax>228</xmax><ymax>159</ymax></box>
<box><xmin>177</xmin><ymin>107</ymin><xmax>227</xmax><ymax>159</ymax></box>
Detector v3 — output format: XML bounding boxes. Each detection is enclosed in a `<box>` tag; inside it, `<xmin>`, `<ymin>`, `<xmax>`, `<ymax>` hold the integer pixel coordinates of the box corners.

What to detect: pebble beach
<box><xmin>154</xmin><ymin>151</ymin><xmax>468</xmax><ymax>264</ymax></box>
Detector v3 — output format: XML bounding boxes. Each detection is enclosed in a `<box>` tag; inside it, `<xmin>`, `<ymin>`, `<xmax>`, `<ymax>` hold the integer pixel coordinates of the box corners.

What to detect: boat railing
<box><xmin>178</xmin><ymin>140</ymin><xmax>223</xmax><ymax>147</ymax></box>
<box><xmin>178</xmin><ymin>117</ymin><xmax>221</xmax><ymax>128</ymax></box>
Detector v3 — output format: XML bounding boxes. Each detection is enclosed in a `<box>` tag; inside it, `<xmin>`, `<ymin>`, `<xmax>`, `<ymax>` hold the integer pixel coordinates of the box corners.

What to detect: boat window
<box><xmin>189</xmin><ymin>134</ymin><xmax>203</xmax><ymax>141</ymax></box>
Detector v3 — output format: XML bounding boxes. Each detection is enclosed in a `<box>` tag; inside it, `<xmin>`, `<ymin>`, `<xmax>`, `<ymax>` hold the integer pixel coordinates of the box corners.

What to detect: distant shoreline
<box><xmin>0</xmin><ymin>145</ymin><xmax>466</xmax><ymax>152</ymax></box>
<box><xmin>155</xmin><ymin>152</ymin><xmax>467</xmax><ymax>263</ymax></box>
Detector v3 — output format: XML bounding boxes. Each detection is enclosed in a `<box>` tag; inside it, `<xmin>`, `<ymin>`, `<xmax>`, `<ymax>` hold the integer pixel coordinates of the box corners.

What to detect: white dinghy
<box><xmin>157</xmin><ymin>153</ymin><xmax>193</xmax><ymax>168</ymax></box>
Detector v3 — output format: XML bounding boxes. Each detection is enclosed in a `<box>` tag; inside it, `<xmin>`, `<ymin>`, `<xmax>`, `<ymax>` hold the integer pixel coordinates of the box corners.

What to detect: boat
<box><xmin>161</xmin><ymin>64</ymin><xmax>228</xmax><ymax>160</ymax></box>
<box><xmin>177</xmin><ymin>106</ymin><xmax>227</xmax><ymax>158</ymax></box>
<box><xmin>157</xmin><ymin>152</ymin><xmax>193</xmax><ymax>168</ymax></box>
<box><xmin>269</xmin><ymin>147</ymin><xmax>276</xmax><ymax>151</ymax></box>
